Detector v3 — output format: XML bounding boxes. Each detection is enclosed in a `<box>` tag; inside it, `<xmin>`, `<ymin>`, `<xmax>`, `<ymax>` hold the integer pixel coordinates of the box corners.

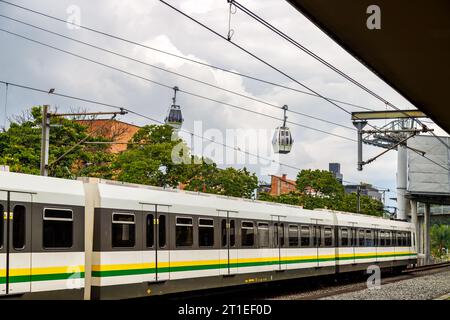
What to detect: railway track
<box><xmin>145</xmin><ymin>262</ymin><xmax>450</xmax><ymax>301</ymax></box>
<box><xmin>267</xmin><ymin>262</ymin><xmax>450</xmax><ymax>300</ymax></box>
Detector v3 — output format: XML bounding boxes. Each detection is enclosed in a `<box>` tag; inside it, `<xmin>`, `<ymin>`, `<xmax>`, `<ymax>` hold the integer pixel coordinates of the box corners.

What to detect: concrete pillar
<box><xmin>396</xmin><ymin>144</ymin><xmax>408</xmax><ymax>220</ymax></box>
<box><xmin>410</xmin><ymin>200</ymin><xmax>419</xmax><ymax>253</ymax></box>
<box><xmin>424</xmin><ymin>203</ymin><xmax>431</xmax><ymax>264</ymax></box>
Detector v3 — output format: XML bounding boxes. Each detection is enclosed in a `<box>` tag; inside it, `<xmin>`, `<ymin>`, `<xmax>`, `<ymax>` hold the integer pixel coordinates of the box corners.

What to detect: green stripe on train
<box><xmin>92</xmin><ymin>254</ymin><xmax>417</xmax><ymax>278</ymax></box>
<box><xmin>0</xmin><ymin>272</ymin><xmax>84</xmax><ymax>284</ymax></box>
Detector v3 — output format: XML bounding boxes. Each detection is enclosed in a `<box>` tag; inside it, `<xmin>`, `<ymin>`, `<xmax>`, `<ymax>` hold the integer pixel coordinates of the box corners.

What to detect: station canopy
<box><xmin>287</xmin><ymin>0</ymin><xmax>450</xmax><ymax>134</ymax></box>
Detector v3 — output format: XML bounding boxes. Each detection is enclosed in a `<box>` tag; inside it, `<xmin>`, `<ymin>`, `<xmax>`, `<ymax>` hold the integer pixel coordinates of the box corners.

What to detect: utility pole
<box><xmin>40</xmin><ymin>105</ymin><xmax>50</xmax><ymax>176</ymax></box>
<box><xmin>356</xmin><ymin>185</ymin><xmax>361</xmax><ymax>213</ymax></box>
<box><xmin>39</xmin><ymin>107</ymin><xmax>127</xmax><ymax>176</ymax></box>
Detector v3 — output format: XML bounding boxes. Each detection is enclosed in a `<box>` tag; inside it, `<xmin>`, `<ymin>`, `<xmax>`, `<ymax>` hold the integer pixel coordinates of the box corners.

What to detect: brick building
<box><xmin>269</xmin><ymin>174</ymin><xmax>297</xmax><ymax>196</ymax></box>
<box><xmin>76</xmin><ymin>119</ymin><xmax>140</xmax><ymax>153</ymax></box>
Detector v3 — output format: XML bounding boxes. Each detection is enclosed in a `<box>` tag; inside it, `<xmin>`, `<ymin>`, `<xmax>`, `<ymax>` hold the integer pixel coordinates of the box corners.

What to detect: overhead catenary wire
<box><xmin>0</xmin><ymin>79</ymin><xmax>307</xmax><ymax>173</ymax></box>
<box><xmin>0</xmin><ymin>0</ymin><xmax>376</xmax><ymax>112</ymax></box>
<box><xmin>230</xmin><ymin>0</ymin><xmax>397</xmax><ymax>109</ymax></box>
<box><xmin>1</xmin><ymin>4</ymin><xmax>446</xmax><ymax>173</ymax></box>
<box><xmin>228</xmin><ymin>0</ymin><xmax>450</xmax><ymax>152</ymax></box>
<box><xmin>156</xmin><ymin>0</ymin><xmax>450</xmax><ymax>171</ymax></box>
<box><xmin>0</xmin><ymin>14</ymin><xmax>355</xmax><ymax>132</ymax></box>
<box><xmin>0</xmin><ymin>27</ymin><xmax>356</xmax><ymax>142</ymax></box>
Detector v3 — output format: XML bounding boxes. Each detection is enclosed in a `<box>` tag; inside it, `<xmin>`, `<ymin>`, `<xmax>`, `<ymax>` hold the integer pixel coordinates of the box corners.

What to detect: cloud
<box><xmin>0</xmin><ymin>0</ymin><xmax>444</xmax><ymax>208</ymax></box>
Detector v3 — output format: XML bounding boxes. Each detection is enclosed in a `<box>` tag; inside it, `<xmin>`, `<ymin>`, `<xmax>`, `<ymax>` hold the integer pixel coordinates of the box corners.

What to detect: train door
<box><xmin>351</xmin><ymin>228</ymin><xmax>357</xmax><ymax>264</ymax></box>
<box><xmin>0</xmin><ymin>190</ymin><xmax>33</xmax><ymax>296</ymax></box>
<box><xmin>272</xmin><ymin>215</ymin><xmax>287</xmax><ymax>271</ymax></box>
<box><xmin>142</xmin><ymin>203</ymin><xmax>170</xmax><ymax>282</ymax></box>
<box><xmin>218</xmin><ymin>210</ymin><xmax>238</xmax><ymax>276</ymax></box>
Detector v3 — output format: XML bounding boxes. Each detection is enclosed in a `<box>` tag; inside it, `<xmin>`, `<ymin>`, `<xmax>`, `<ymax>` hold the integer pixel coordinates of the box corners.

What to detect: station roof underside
<box><xmin>287</xmin><ymin>0</ymin><xmax>450</xmax><ymax>134</ymax></box>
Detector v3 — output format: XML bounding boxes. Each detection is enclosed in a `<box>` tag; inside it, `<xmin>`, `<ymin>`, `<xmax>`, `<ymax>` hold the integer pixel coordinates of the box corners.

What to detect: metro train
<box><xmin>0</xmin><ymin>171</ymin><xmax>417</xmax><ymax>299</ymax></box>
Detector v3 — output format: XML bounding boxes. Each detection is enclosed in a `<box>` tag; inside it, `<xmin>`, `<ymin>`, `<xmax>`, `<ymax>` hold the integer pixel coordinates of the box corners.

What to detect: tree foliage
<box><xmin>296</xmin><ymin>169</ymin><xmax>344</xmax><ymax>196</ymax></box>
<box><xmin>430</xmin><ymin>224</ymin><xmax>450</xmax><ymax>259</ymax></box>
<box><xmin>260</xmin><ymin>169</ymin><xmax>384</xmax><ymax>216</ymax></box>
<box><xmin>113</xmin><ymin>124</ymin><xmax>258</xmax><ymax>198</ymax></box>
<box><xmin>0</xmin><ymin>106</ymin><xmax>114</xmax><ymax>179</ymax></box>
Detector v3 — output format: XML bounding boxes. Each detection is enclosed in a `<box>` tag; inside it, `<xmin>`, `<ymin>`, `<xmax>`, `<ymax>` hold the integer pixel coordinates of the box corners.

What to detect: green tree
<box><xmin>113</xmin><ymin>124</ymin><xmax>189</xmax><ymax>187</ymax></box>
<box><xmin>259</xmin><ymin>169</ymin><xmax>383</xmax><ymax>216</ymax></box>
<box><xmin>430</xmin><ymin>224</ymin><xmax>450</xmax><ymax>259</ymax></box>
<box><xmin>296</xmin><ymin>169</ymin><xmax>344</xmax><ymax>196</ymax></box>
<box><xmin>0</xmin><ymin>106</ymin><xmax>114</xmax><ymax>179</ymax></box>
<box><xmin>114</xmin><ymin>125</ymin><xmax>258</xmax><ymax>198</ymax></box>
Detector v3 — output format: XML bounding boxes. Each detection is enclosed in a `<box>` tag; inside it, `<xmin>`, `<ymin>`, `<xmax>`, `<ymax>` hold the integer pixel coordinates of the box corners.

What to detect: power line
<box><xmin>0</xmin><ymin>14</ymin><xmax>356</xmax><ymax>132</ymax></box>
<box><xmin>0</xmin><ymin>79</ymin><xmax>306</xmax><ymax>173</ymax></box>
<box><xmin>157</xmin><ymin>0</ymin><xmax>450</xmax><ymax>172</ymax></box>
<box><xmin>0</xmin><ymin>27</ymin><xmax>356</xmax><ymax>142</ymax></box>
<box><xmin>0</xmin><ymin>80</ymin><xmax>421</xmax><ymax>191</ymax></box>
<box><xmin>157</xmin><ymin>0</ymin><xmax>357</xmax><ymax>117</ymax></box>
<box><xmin>230</xmin><ymin>0</ymin><xmax>398</xmax><ymax>109</ymax></box>
<box><xmin>229</xmin><ymin>0</ymin><xmax>450</xmax><ymax>153</ymax></box>
<box><xmin>0</xmin><ymin>0</ymin><xmax>376</xmax><ymax>112</ymax></box>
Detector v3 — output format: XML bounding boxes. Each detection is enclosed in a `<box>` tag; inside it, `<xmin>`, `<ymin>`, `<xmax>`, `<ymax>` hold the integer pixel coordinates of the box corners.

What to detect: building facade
<box><xmin>76</xmin><ymin>119</ymin><xmax>140</xmax><ymax>153</ymax></box>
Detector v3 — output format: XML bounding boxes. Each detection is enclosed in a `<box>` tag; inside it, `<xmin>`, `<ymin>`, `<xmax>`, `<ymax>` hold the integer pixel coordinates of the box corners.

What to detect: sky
<box><xmin>0</xmin><ymin>0</ymin><xmax>448</xmax><ymax>207</ymax></box>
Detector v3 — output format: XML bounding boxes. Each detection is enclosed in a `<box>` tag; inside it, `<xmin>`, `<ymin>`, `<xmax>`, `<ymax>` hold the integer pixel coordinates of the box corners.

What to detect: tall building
<box><xmin>329</xmin><ymin>162</ymin><xmax>343</xmax><ymax>184</ymax></box>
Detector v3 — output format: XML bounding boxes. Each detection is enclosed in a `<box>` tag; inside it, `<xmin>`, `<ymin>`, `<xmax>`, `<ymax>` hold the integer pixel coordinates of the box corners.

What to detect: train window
<box><xmin>199</xmin><ymin>218</ymin><xmax>214</xmax><ymax>247</ymax></box>
<box><xmin>0</xmin><ymin>204</ymin><xmax>3</xmax><ymax>249</ymax></box>
<box><xmin>241</xmin><ymin>221</ymin><xmax>255</xmax><ymax>247</ymax></box>
<box><xmin>273</xmin><ymin>223</ymin><xmax>279</xmax><ymax>247</ymax></box>
<box><xmin>300</xmin><ymin>225</ymin><xmax>310</xmax><ymax>247</ymax></box>
<box><xmin>221</xmin><ymin>219</ymin><xmax>227</xmax><ymax>247</ymax></box>
<box><xmin>341</xmin><ymin>228</ymin><xmax>349</xmax><ymax>246</ymax></box>
<box><xmin>408</xmin><ymin>232</ymin><xmax>412</xmax><ymax>246</ymax></box>
<box><xmin>43</xmin><ymin>208</ymin><xmax>73</xmax><ymax>248</ymax></box>
<box><xmin>365</xmin><ymin>230</ymin><xmax>374</xmax><ymax>247</ymax></box>
<box><xmin>176</xmin><ymin>217</ymin><xmax>193</xmax><ymax>247</ymax></box>
<box><xmin>159</xmin><ymin>215</ymin><xmax>166</xmax><ymax>248</ymax></box>
<box><xmin>313</xmin><ymin>226</ymin><xmax>321</xmax><ymax>247</ymax></box>
<box><xmin>324</xmin><ymin>227</ymin><xmax>333</xmax><ymax>247</ymax></box>
<box><xmin>379</xmin><ymin>231</ymin><xmax>385</xmax><ymax>246</ymax></box>
<box><xmin>13</xmin><ymin>205</ymin><xmax>26</xmax><ymax>250</ymax></box>
<box><xmin>386</xmin><ymin>231</ymin><xmax>391</xmax><ymax>246</ymax></box>
<box><xmin>112</xmin><ymin>213</ymin><xmax>135</xmax><ymax>248</ymax></box>
<box><xmin>289</xmin><ymin>225</ymin><xmax>299</xmax><ymax>247</ymax></box>
<box><xmin>146</xmin><ymin>214</ymin><xmax>154</xmax><ymax>248</ymax></box>
<box><xmin>351</xmin><ymin>228</ymin><xmax>357</xmax><ymax>246</ymax></box>
<box><xmin>258</xmin><ymin>222</ymin><xmax>269</xmax><ymax>248</ymax></box>
<box><xmin>230</xmin><ymin>220</ymin><xmax>236</xmax><ymax>247</ymax></box>
<box><xmin>358</xmin><ymin>229</ymin><xmax>365</xmax><ymax>247</ymax></box>
<box><xmin>279</xmin><ymin>223</ymin><xmax>285</xmax><ymax>247</ymax></box>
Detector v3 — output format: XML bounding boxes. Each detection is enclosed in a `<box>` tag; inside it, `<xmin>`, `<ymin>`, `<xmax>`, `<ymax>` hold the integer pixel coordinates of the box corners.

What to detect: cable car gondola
<box><xmin>272</xmin><ymin>105</ymin><xmax>293</xmax><ymax>154</ymax></box>
<box><xmin>165</xmin><ymin>86</ymin><xmax>184</xmax><ymax>129</ymax></box>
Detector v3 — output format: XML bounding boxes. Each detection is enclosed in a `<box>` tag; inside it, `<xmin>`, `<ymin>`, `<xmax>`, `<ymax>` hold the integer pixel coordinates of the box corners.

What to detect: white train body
<box><xmin>0</xmin><ymin>171</ymin><xmax>417</xmax><ymax>299</ymax></box>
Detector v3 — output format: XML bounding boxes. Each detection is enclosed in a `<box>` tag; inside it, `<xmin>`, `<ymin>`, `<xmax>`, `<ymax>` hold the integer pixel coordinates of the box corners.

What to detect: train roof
<box><xmin>0</xmin><ymin>172</ymin><xmax>412</xmax><ymax>229</ymax></box>
<box><xmin>83</xmin><ymin>177</ymin><xmax>413</xmax><ymax>229</ymax></box>
<box><xmin>0</xmin><ymin>171</ymin><xmax>84</xmax><ymax>206</ymax></box>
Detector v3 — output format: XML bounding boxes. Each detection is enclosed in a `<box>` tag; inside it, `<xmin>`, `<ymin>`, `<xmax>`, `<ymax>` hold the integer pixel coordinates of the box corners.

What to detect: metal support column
<box><xmin>396</xmin><ymin>143</ymin><xmax>408</xmax><ymax>220</ymax></box>
<box><xmin>409</xmin><ymin>200</ymin><xmax>419</xmax><ymax>255</ymax></box>
<box><xmin>353</xmin><ymin>121</ymin><xmax>367</xmax><ymax>171</ymax></box>
<box><xmin>424</xmin><ymin>203</ymin><xmax>431</xmax><ymax>264</ymax></box>
<box><xmin>40</xmin><ymin>105</ymin><xmax>50</xmax><ymax>176</ymax></box>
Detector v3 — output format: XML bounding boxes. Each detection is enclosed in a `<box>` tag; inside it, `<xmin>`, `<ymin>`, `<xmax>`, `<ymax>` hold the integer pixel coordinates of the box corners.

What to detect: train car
<box><xmin>0</xmin><ymin>171</ymin><xmax>85</xmax><ymax>299</ymax></box>
<box><xmin>0</xmin><ymin>171</ymin><xmax>417</xmax><ymax>299</ymax></box>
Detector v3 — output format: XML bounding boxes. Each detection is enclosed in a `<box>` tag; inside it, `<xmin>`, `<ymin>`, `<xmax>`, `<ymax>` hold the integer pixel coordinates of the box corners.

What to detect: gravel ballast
<box><xmin>321</xmin><ymin>270</ymin><xmax>450</xmax><ymax>300</ymax></box>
